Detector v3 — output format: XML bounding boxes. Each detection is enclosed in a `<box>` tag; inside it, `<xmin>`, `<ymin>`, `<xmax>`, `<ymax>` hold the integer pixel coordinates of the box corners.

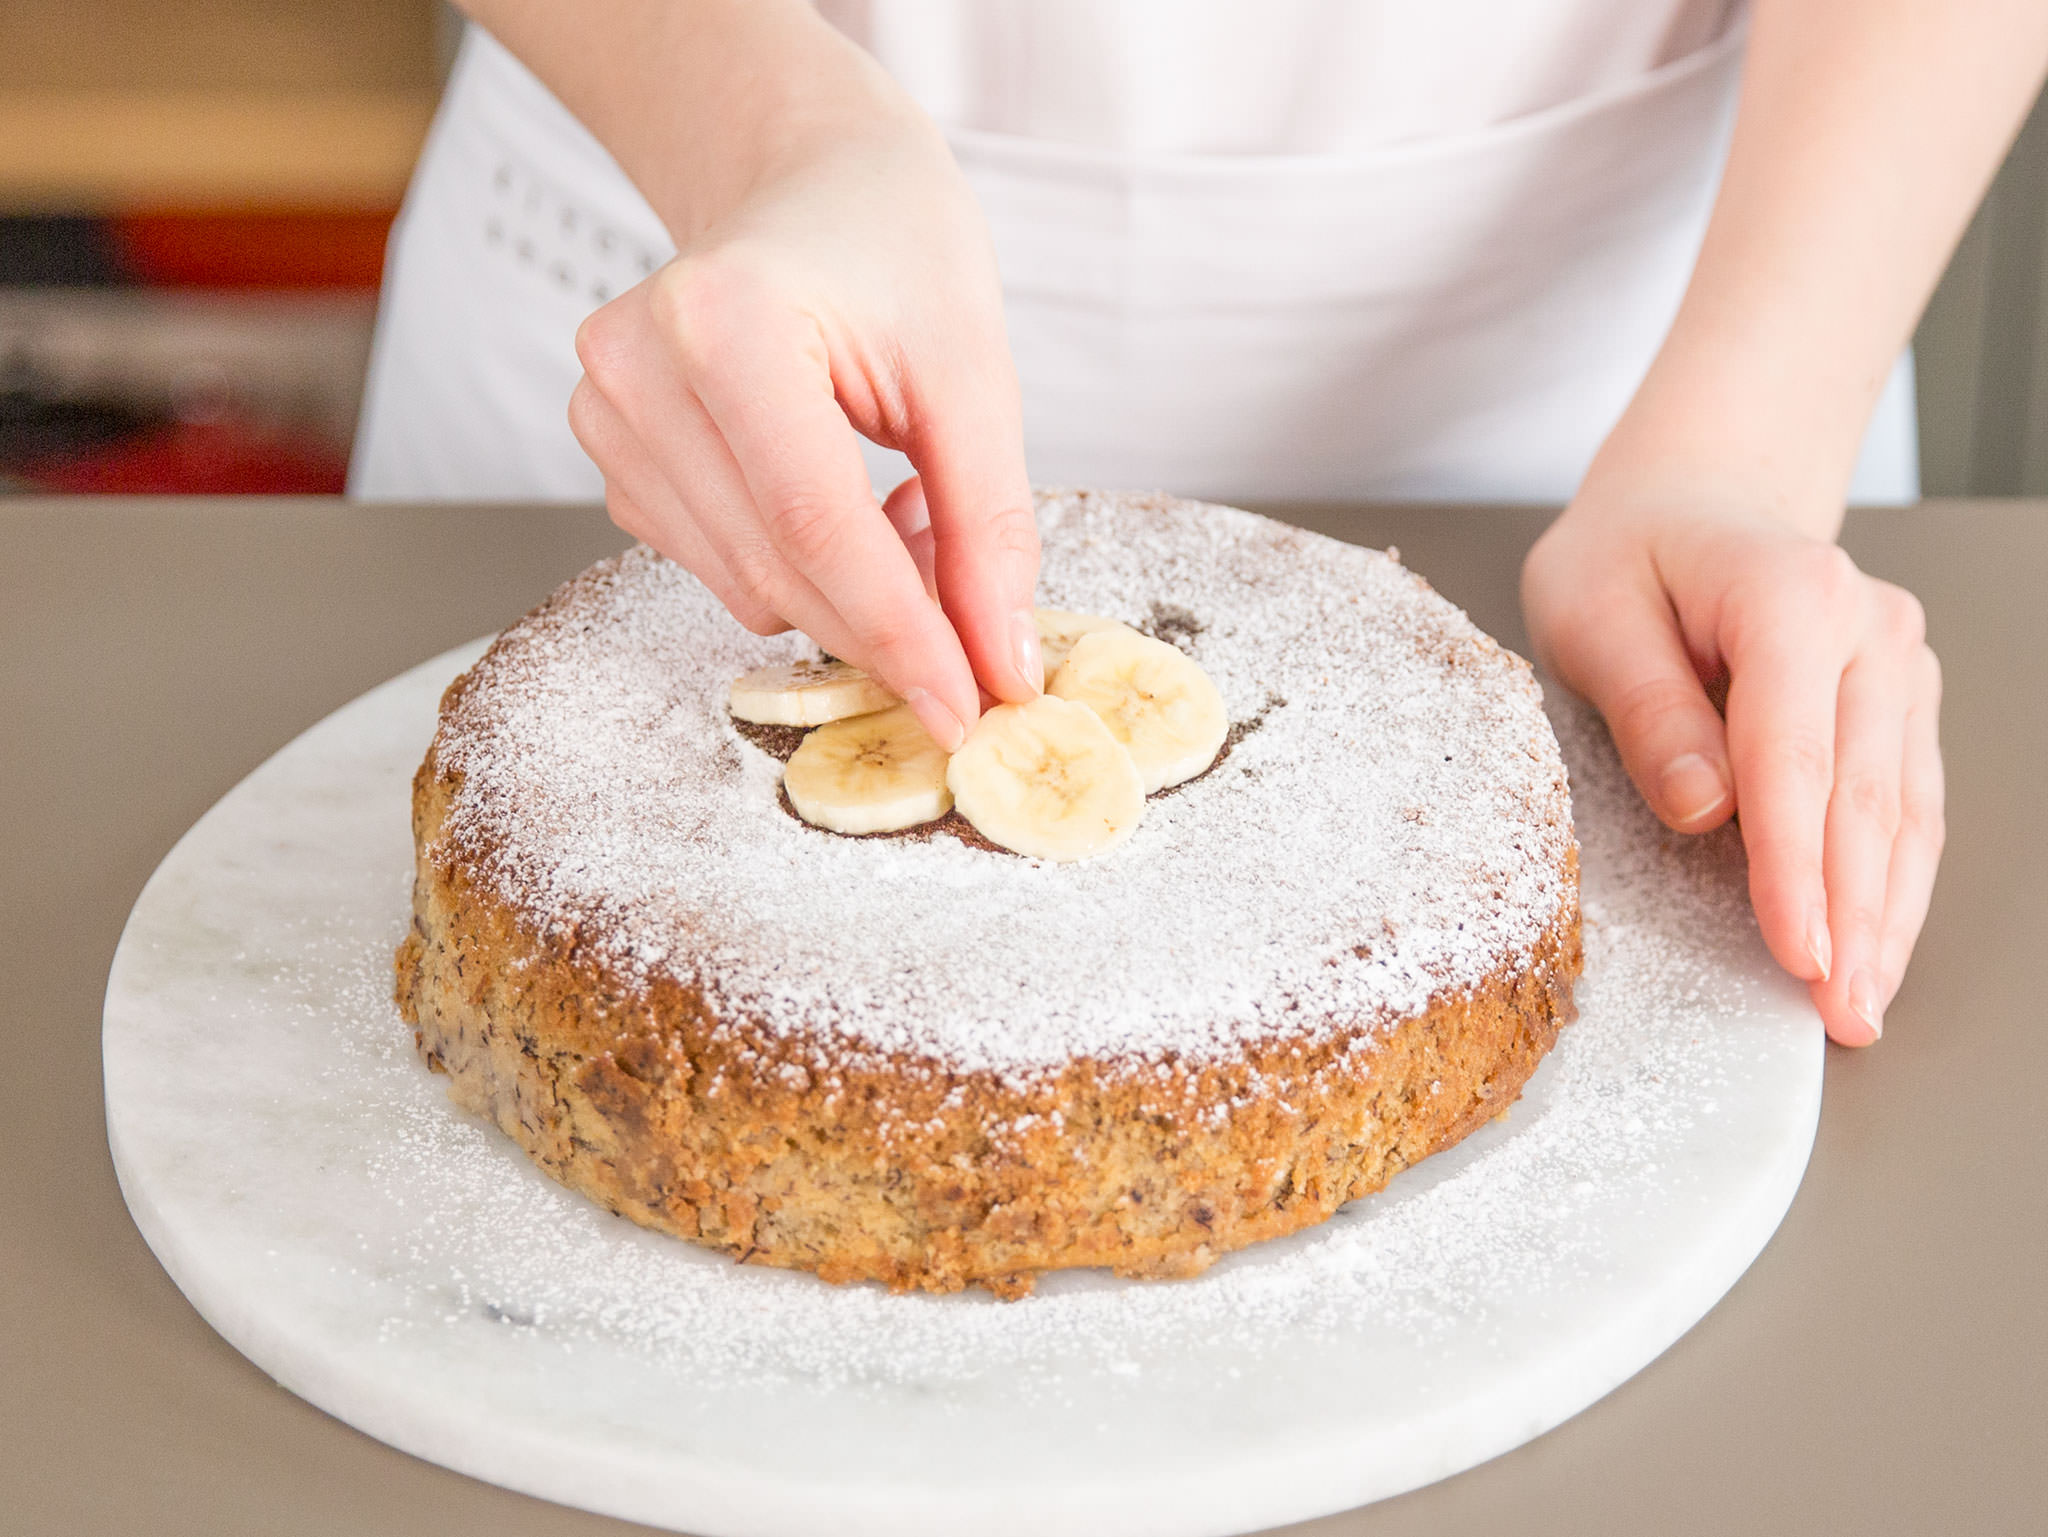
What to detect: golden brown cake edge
<box><xmin>394</xmin><ymin>743</ymin><xmax>1583</xmax><ymax>1301</ymax></box>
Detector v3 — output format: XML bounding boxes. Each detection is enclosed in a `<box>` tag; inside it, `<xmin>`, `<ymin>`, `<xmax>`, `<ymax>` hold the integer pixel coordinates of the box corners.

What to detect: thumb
<box><xmin>1539</xmin><ymin>568</ymin><xmax>1736</xmax><ymax>834</ymax></box>
<box><xmin>904</xmin><ymin>355</ymin><xmax>1043</xmax><ymax>704</ymax></box>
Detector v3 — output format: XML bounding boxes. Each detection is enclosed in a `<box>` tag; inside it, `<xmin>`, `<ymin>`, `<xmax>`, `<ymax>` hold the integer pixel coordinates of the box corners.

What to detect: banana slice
<box><xmin>1048</xmin><ymin>627</ymin><xmax>1227</xmax><ymax>793</ymax></box>
<box><xmin>946</xmin><ymin>695</ymin><xmax>1145</xmax><ymax>862</ymax></box>
<box><xmin>1034</xmin><ymin>609</ymin><xmax>1138</xmax><ymax>685</ymax></box>
<box><xmin>729</xmin><ymin>659</ymin><xmax>896</xmax><ymax>726</ymax></box>
<box><xmin>784</xmin><ymin>704</ymin><xmax>953</xmax><ymax>835</ymax></box>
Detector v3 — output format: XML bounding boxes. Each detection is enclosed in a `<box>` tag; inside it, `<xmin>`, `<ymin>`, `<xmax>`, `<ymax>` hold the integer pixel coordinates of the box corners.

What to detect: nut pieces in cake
<box><xmin>729</xmin><ymin>608</ymin><xmax>1227</xmax><ymax>860</ymax></box>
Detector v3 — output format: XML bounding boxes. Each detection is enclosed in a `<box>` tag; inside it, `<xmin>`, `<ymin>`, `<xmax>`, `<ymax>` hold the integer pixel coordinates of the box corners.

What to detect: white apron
<box><xmin>351</xmin><ymin>5</ymin><xmax>1917</xmax><ymax>504</ymax></box>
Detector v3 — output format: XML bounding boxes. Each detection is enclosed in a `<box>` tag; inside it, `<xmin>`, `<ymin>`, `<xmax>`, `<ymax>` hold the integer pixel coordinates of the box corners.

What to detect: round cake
<box><xmin>395</xmin><ymin>490</ymin><xmax>1581</xmax><ymax>1298</ymax></box>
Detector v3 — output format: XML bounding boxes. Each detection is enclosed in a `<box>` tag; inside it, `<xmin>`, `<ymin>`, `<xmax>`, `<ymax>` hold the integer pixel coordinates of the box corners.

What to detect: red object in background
<box><xmin>2</xmin><ymin>210</ymin><xmax>384</xmax><ymax>491</ymax></box>
<box><xmin>21</xmin><ymin>417</ymin><xmax>350</xmax><ymax>495</ymax></box>
<box><xmin>109</xmin><ymin>208</ymin><xmax>396</xmax><ymax>291</ymax></box>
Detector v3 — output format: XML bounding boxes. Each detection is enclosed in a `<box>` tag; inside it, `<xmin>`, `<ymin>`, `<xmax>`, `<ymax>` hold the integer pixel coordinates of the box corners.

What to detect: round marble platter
<box><xmin>104</xmin><ymin>639</ymin><xmax>1821</xmax><ymax>1537</ymax></box>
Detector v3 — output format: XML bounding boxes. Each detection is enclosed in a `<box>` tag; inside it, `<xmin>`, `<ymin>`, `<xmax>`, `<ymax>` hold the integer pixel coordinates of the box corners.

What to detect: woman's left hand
<box><xmin>1522</xmin><ymin>493</ymin><xmax>1944</xmax><ymax>1046</ymax></box>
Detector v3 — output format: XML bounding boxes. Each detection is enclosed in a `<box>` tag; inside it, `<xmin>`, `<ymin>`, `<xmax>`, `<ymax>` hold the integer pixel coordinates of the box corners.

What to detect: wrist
<box><xmin>1577</xmin><ymin>281</ymin><xmax>1913</xmax><ymax>543</ymax></box>
<box><xmin>1579</xmin><ymin>353</ymin><xmax>1861</xmax><ymax>544</ymax></box>
<box><xmin>466</xmin><ymin>0</ymin><xmax>920</xmax><ymax>246</ymax></box>
<box><xmin>645</xmin><ymin>3</ymin><xmax>919</xmax><ymax>242</ymax></box>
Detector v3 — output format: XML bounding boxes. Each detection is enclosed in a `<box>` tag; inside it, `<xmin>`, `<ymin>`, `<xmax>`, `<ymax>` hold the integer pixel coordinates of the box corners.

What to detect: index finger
<box><xmin>1721</xmin><ymin>551</ymin><xmax>1862</xmax><ymax>985</ymax></box>
<box><xmin>661</xmin><ymin>263</ymin><xmax>980</xmax><ymax>749</ymax></box>
<box><xmin>903</xmin><ymin>346</ymin><xmax>1043</xmax><ymax>703</ymax></box>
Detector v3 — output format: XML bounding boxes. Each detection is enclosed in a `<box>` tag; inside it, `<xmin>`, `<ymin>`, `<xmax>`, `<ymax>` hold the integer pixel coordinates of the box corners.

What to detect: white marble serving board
<box><xmin>104</xmin><ymin>641</ymin><xmax>1821</xmax><ymax>1537</ymax></box>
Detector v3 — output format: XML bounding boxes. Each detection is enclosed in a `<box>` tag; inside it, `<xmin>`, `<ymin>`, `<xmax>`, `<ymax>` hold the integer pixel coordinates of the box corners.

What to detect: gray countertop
<box><xmin>3</xmin><ymin>497</ymin><xmax>2041</xmax><ymax>1536</ymax></box>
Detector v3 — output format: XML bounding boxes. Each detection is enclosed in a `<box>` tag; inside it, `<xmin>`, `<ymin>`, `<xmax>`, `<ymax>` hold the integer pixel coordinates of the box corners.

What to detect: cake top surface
<box><xmin>429</xmin><ymin>490</ymin><xmax>1574</xmax><ymax>1078</ymax></box>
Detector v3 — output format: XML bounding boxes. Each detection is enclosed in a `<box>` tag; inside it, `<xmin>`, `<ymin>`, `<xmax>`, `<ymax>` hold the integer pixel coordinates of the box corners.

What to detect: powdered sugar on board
<box><xmin>428</xmin><ymin>490</ymin><xmax>1576</xmax><ymax>1076</ymax></box>
<box><xmin>105</xmin><ymin>590</ymin><xmax>1821</xmax><ymax>1535</ymax></box>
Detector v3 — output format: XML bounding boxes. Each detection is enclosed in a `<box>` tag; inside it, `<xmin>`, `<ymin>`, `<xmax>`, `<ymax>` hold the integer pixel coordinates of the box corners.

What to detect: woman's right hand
<box><xmin>541</xmin><ymin>0</ymin><xmax>1040</xmax><ymax>750</ymax></box>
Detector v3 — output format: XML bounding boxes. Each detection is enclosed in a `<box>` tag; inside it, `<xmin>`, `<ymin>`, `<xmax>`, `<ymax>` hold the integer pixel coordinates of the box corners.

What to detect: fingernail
<box><xmin>1848</xmin><ymin>967</ymin><xmax>1884</xmax><ymax>1042</ymax></box>
<box><xmin>902</xmin><ymin>687</ymin><xmax>968</xmax><ymax>753</ymax></box>
<box><xmin>1660</xmin><ymin>752</ymin><xmax>1731</xmax><ymax>826</ymax></box>
<box><xmin>1011</xmin><ymin>609</ymin><xmax>1044</xmax><ymax>695</ymax></box>
<box><xmin>1807</xmin><ymin>911</ymin><xmax>1833</xmax><ymax>983</ymax></box>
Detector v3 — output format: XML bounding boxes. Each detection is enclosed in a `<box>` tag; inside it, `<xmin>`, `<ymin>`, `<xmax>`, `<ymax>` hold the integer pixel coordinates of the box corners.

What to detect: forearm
<box><xmin>461</xmin><ymin>4</ymin><xmax>1037</xmax><ymax>736</ymax></box>
<box><xmin>1592</xmin><ymin>0</ymin><xmax>2048</xmax><ymax>535</ymax></box>
<box><xmin>454</xmin><ymin>0</ymin><xmax>906</xmax><ymax>240</ymax></box>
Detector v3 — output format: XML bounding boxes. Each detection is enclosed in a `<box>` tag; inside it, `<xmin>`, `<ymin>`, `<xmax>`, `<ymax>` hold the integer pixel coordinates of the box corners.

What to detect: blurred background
<box><xmin>1</xmin><ymin>0</ymin><xmax>2043</xmax><ymax>497</ymax></box>
<box><xmin>0</xmin><ymin>0</ymin><xmax>450</xmax><ymax>493</ymax></box>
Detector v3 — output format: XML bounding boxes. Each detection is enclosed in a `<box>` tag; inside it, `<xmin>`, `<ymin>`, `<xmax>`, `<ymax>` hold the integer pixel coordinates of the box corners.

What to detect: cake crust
<box><xmin>393</xmin><ymin>491</ymin><xmax>1583</xmax><ymax>1297</ymax></box>
<box><xmin>398</xmin><ymin>759</ymin><xmax>1577</xmax><ymax>1297</ymax></box>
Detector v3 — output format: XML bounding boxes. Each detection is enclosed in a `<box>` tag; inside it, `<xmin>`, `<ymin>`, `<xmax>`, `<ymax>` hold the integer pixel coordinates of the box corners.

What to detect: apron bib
<box><xmin>351</xmin><ymin>23</ymin><xmax>1916</xmax><ymax>504</ymax></box>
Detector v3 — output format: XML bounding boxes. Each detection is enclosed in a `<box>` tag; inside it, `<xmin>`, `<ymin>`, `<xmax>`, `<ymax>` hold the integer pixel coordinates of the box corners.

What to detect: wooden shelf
<box><xmin>0</xmin><ymin>89</ymin><xmax>438</xmax><ymax>210</ymax></box>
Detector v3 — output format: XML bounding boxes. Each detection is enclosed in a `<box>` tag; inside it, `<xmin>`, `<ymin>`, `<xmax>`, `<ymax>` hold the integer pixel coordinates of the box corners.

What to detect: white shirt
<box><xmin>820</xmin><ymin>0</ymin><xmax>1739</xmax><ymax>153</ymax></box>
<box><xmin>351</xmin><ymin>3</ymin><xmax>1916</xmax><ymax>505</ymax></box>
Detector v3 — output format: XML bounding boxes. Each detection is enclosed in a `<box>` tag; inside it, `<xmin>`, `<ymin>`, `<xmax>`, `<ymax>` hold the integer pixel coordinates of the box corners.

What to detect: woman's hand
<box><xmin>1509</xmin><ymin>0</ymin><xmax>2048</xmax><ymax>1045</ymax></box>
<box><xmin>519</xmin><ymin>0</ymin><xmax>1039</xmax><ymax>751</ymax></box>
<box><xmin>1522</xmin><ymin>493</ymin><xmax>1943</xmax><ymax>1046</ymax></box>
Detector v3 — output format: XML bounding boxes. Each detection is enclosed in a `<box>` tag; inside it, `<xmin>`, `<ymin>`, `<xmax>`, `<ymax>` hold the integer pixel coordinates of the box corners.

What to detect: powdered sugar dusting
<box><xmin>428</xmin><ymin>490</ymin><xmax>1575</xmax><ymax>1075</ymax></box>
